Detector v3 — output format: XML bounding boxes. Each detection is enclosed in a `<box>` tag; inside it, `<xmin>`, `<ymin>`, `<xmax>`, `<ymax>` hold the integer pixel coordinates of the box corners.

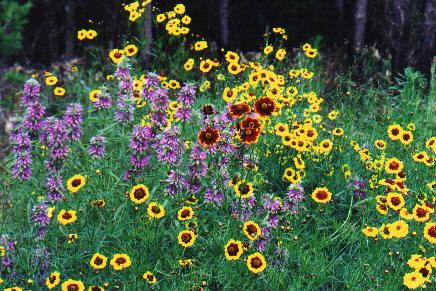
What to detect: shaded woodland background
<box><xmin>0</xmin><ymin>0</ymin><xmax>435</xmax><ymax>75</ymax></box>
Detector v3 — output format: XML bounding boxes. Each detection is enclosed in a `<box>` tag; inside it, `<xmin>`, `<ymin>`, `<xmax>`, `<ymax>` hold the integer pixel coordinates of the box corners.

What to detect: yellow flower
<box><xmin>302</xmin><ymin>43</ymin><xmax>312</xmax><ymax>51</ymax></box>
<box><xmin>275</xmin><ymin>48</ymin><xmax>286</xmax><ymax>61</ymax></box>
<box><xmin>263</xmin><ymin>45</ymin><xmax>273</xmax><ymax>55</ymax></box>
<box><xmin>143</xmin><ymin>271</ymin><xmax>157</xmax><ymax>284</ymax></box>
<box><xmin>67</xmin><ymin>175</ymin><xmax>86</xmax><ymax>193</ymax></box>
<box><xmin>61</xmin><ymin>279</ymin><xmax>85</xmax><ymax>291</ymax></box>
<box><xmin>391</xmin><ymin>220</ymin><xmax>409</xmax><ymax>238</ymax></box>
<box><xmin>179</xmin><ymin>258</ymin><xmax>193</xmax><ymax>267</ymax></box>
<box><xmin>386</xmin><ymin>192</ymin><xmax>405</xmax><ymax>211</ymax></box>
<box><xmin>224</xmin><ymin>239</ymin><xmax>243</xmax><ymax>260</ymax></box>
<box><xmin>246</xmin><ymin>252</ymin><xmax>267</xmax><ymax>273</ymax></box>
<box><xmin>243</xmin><ymin>221</ymin><xmax>261</xmax><ymax>241</ymax></box>
<box><xmin>124</xmin><ymin>44</ymin><xmax>138</xmax><ymax>57</ymax></box>
<box><xmin>177</xmin><ymin>229</ymin><xmax>196</xmax><ymax>247</ymax></box>
<box><xmin>129</xmin><ymin>184</ymin><xmax>150</xmax><ymax>204</ymax></box>
<box><xmin>379</xmin><ymin>223</ymin><xmax>394</xmax><ymax>239</ymax></box>
<box><xmin>174</xmin><ymin>3</ymin><xmax>185</xmax><ymax>14</ymax></box>
<box><xmin>45</xmin><ymin>76</ymin><xmax>58</xmax><ymax>86</ymax></box>
<box><xmin>423</xmin><ymin>222</ymin><xmax>436</xmax><ymax>244</ymax></box>
<box><xmin>86</xmin><ymin>29</ymin><xmax>97</xmax><ymax>39</ymax></box>
<box><xmin>181</xmin><ymin>15</ymin><xmax>191</xmax><ymax>25</ymax></box>
<box><xmin>384</xmin><ymin>157</ymin><xmax>404</xmax><ymax>174</ymax></box>
<box><xmin>400</xmin><ymin>130</ymin><xmax>413</xmax><ymax>145</ymax></box>
<box><xmin>311</xmin><ymin>187</ymin><xmax>332</xmax><ymax>204</ymax></box>
<box><xmin>234</xmin><ymin>180</ymin><xmax>254</xmax><ymax>199</ymax></box>
<box><xmin>199</xmin><ymin>59</ymin><xmax>213</xmax><ymax>73</ymax></box>
<box><xmin>387</xmin><ymin>124</ymin><xmax>403</xmax><ymax>140</ymax></box>
<box><xmin>413</xmin><ymin>204</ymin><xmax>430</xmax><ymax>222</ymax></box>
<box><xmin>194</xmin><ymin>41</ymin><xmax>208</xmax><ymax>51</ymax></box>
<box><xmin>109</xmin><ymin>49</ymin><xmax>124</xmax><ymax>64</ymax></box>
<box><xmin>147</xmin><ymin>202</ymin><xmax>165</xmax><ymax>219</ymax></box>
<box><xmin>362</xmin><ymin>226</ymin><xmax>378</xmax><ymax>237</ymax></box>
<box><xmin>177</xmin><ymin>206</ymin><xmax>194</xmax><ymax>221</ymax></box>
<box><xmin>45</xmin><ymin>271</ymin><xmax>61</xmax><ymax>289</ymax></box>
<box><xmin>400</xmin><ymin>208</ymin><xmax>414</xmax><ymax>220</ymax></box>
<box><xmin>374</xmin><ymin>140</ymin><xmax>386</xmax><ymax>150</ymax></box>
<box><xmin>156</xmin><ymin>13</ymin><xmax>166</xmax><ymax>23</ymax></box>
<box><xmin>305</xmin><ymin>48</ymin><xmax>318</xmax><ymax>58</ymax></box>
<box><xmin>403</xmin><ymin>271</ymin><xmax>425</xmax><ymax>289</ymax></box>
<box><xmin>90</xmin><ymin>253</ymin><xmax>108</xmax><ymax>270</ymax></box>
<box><xmin>89</xmin><ymin>89</ymin><xmax>101</xmax><ymax>102</ymax></box>
<box><xmin>110</xmin><ymin>254</ymin><xmax>132</xmax><ymax>271</ymax></box>
<box><xmin>77</xmin><ymin>29</ymin><xmax>87</xmax><ymax>40</ymax></box>
<box><xmin>54</xmin><ymin>87</ymin><xmax>65</xmax><ymax>96</ymax></box>
<box><xmin>57</xmin><ymin>209</ymin><xmax>77</xmax><ymax>225</ymax></box>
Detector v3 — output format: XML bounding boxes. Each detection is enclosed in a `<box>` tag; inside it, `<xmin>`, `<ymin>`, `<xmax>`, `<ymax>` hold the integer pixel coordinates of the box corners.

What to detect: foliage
<box><xmin>0</xmin><ymin>0</ymin><xmax>32</xmax><ymax>58</ymax></box>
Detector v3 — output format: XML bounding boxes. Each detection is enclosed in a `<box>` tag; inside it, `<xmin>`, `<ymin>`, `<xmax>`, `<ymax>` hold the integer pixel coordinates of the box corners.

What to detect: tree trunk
<box><xmin>421</xmin><ymin>0</ymin><xmax>436</xmax><ymax>72</ymax></box>
<box><xmin>219</xmin><ymin>0</ymin><xmax>230</xmax><ymax>46</ymax></box>
<box><xmin>353</xmin><ymin>0</ymin><xmax>368</xmax><ymax>52</ymax></box>
<box><xmin>46</xmin><ymin>0</ymin><xmax>59</xmax><ymax>63</ymax></box>
<box><xmin>142</xmin><ymin>3</ymin><xmax>153</xmax><ymax>67</ymax></box>
<box><xmin>390</xmin><ymin>0</ymin><xmax>410</xmax><ymax>73</ymax></box>
<box><xmin>64</xmin><ymin>0</ymin><xmax>75</xmax><ymax>60</ymax></box>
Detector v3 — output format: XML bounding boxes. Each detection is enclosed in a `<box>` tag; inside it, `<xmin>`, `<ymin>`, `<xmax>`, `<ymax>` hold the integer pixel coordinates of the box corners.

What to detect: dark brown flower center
<box><xmin>71</xmin><ymin>179</ymin><xmax>81</xmax><ymax>187</ymax></box>
<box><xmin>427</xmin><ymin>225</ymin><xmax>436</xmax><ymax>238</ymax></box>
<box><xmin>151</xmin><ymin>206</ymin><xmax>160</xmax><ymax>214</ymax></box>
<box><xmin>390</xmin><ymin>197</ymin><xmax>401</xmax><ymax>206</ymax></box>
<box><xmin>250</xmin><ymin>257</ymin><xmax>262</xmax><ymax>268</ymax></box>
<box><xmin>246</xmin><ymin>224</ymin><xmax>257</xmax><ymax>236</ymax></box>
<box><xmin>181</xmin><ymin>233</ymin><xmax>192</xmax><ymax>243</ymax></box>
<box><xmin>67</xmin><ymin>284</ymin><xmax>80</xmax><ymax>291</ymax></box>
<box><xmin>416</xmin><ymin>207</ymin><xmax>427</xmax><ymax>218</ymax></box>
<box><xmin>62</xmin><ymin>212</ymin><xmax>72</xmax><ymax>220</ymax></box>
<box><xmin>115</xmin><ymin>257</ymin><xmax>127</xmax><ymax>265</ymax></box>
<box><xmin>94</xmin><ymin>257</ymin><xmax>103</xmax><ymax>265</ymax></box>
<box><xmin>316</xmin><ymin>191</ymin><xmax>328</xmax><ymax>200</ymax></box>
<box><xmin>180</xmin><ymin>209</ymin><xmax>190</xmax><ymax>218</ymax></box>
<box><xmin>134</xmin><ymin>188</ymin><xmax>146</xmax><ymax>200</ymax></box>
<box><xmin>227</xmin><ymin>243</ymin><xmax>239</xmax><ymax>256</ymax></box>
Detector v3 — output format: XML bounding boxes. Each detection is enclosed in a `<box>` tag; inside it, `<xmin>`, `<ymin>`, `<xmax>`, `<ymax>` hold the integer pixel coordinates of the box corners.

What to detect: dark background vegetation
<box><xmin>0</xmin><ymin>0</ymin><xmax>435</xmax><ymax>74</ymax></box>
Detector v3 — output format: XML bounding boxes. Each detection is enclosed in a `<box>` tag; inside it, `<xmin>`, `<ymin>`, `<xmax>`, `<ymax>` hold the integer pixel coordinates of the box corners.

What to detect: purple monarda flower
<box><xmin>88</xmin><ymin>134</ymin><xmax>106</xmax><ymax>158</ymax></box>
<box><xmin>63</xmin><ymin>103</ymin><xmax>83</xmax><ymax>141</ymax></box>
<box><xmin>153</xmin><ymin>126</ymin><xmax>183</xmax><ymax>164</ymax></box>
<box><xmin>287</xmin><ymin>183</ymin><xmax>304</xmax><ymax>213</ymax></box>
<box><xmin>129</xmin><ymin>125</ymin><xmax>153</xmax><ymax>171</ymax></box>
<box><xmin>94</xmin><ymin>91</ymin><xmax>113</xmax><ymax>110</ymax></box>
<box><xmin>204</xmin><ymin>188</ymin><xmax>224</xmax><ymax>206</ymax></box>
<box><xmin>114</xmin><ymin>61</ymin><xmax>135</xmax><ymax>123</ymax></box>
<box><xmin>10</xmin><ymin>126</ymin><xmax>32</xmax><ymax>180</ymax></box>
<box><xmin>46</xmin><ymin>175</ymin><xmax>65</xmax><ymax>201</ymax></box>
<box><xmin>31</xmin><ymin>202</ymin><xmax>50</xmax><ymax>239</ymax></box>
<box><xmin>22</xmin><ymin>78</ymin><xmax>41</xmax><ymax>106</ymax></box>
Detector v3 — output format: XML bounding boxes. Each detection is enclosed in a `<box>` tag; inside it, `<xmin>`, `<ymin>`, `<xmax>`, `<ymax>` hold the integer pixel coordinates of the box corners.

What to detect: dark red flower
<box><xmin>198</xmin><ymin>126</ymin><xmax>220</xmax><ymax>147</ymax></box>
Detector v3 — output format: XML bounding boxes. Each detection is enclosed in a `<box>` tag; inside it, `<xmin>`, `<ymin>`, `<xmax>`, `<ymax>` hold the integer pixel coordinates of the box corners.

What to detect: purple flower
<box><xmin>46</xmin><ymin>175</ymin><xmax>64</xmax><ymax>201</ymax></box>
<box><xmin>22</xmin><ymin>78</ymin><xmax>41</xmax><ymax>106</ymax></box>
<box><xmin>88</xmin><ymin>134</ymin><xmax>106</xmax><ymax>158</ymax></box>
<box><xmin>94</xmin><ymin>92</ymin><xmax>113</xmax><ymax>110</ymax></box>
<box><xmin>153</xmin><ymin>126</ymin><xmax>183</xmax><ymax>164</ymax></box>
<box><xmin>24</xmin><ymin>102</ymin><xmax>45</xmax><ymax>131</ymax></box>
<box><xmin>114</xmin><ymin>61</ymin><xmax>135</xmax><ymax>123</ymax></box>
<box><xmin>63</xmin><ymin>103</ymin><xmax>83</xmax><ymax>141</ymax></box>
<box><xmin>176</xmin><ymin>83</ymin><xmax>196</xmax><ymax>106</ymax></box>
<box><xmin>31</xmin><ymin>202</ymin><xmax>50</xmax><ymax>239</ymax></box>
<box><xmin>204</xmin><ymin>188</ymin><xmax>224</xmax><ymax>206</ymax></box>
<box><xmin>10</xmin><ymin>126</ymin><xmax>32</xmax><ymax>180</ymax></box>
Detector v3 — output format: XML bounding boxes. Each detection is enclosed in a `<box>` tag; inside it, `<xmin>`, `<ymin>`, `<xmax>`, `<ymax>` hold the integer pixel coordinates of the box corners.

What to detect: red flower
<box><xmin>198</xmin><ymin>126</ymin><xmax>220</xmax><ymax>147</ymax></box>
<box><xmin>228</xmin><ymin>103</ymin><xmax>250</xmax><ymax>118</ymax></box>
<box><xmin>254</xmin><ymin>97</ymin><xmax>276</xmax><ymax>117</ymax></box>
